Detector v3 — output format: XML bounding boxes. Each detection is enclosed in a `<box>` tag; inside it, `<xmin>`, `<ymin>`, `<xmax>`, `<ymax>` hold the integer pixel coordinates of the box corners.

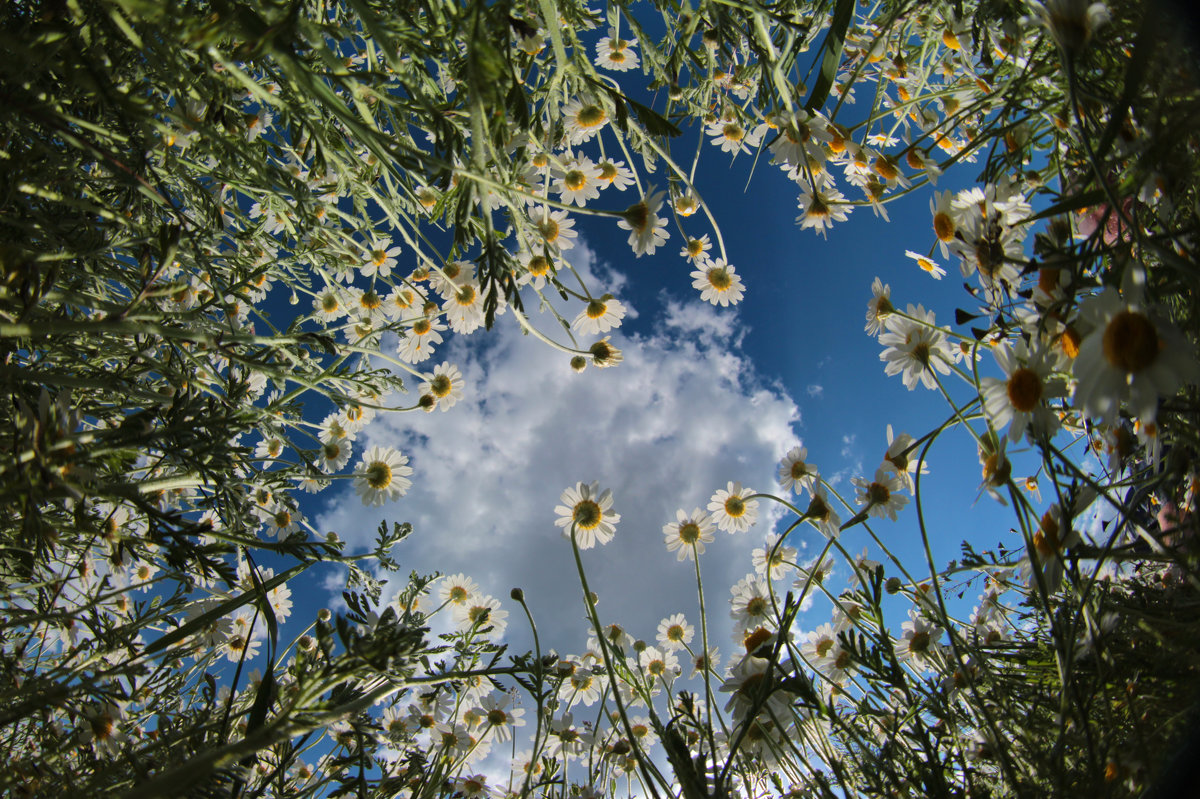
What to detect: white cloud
<box><xmin>315</xmin><ymin>242</ymin><xmax>806</xmax><ymax>656</ymax></box>
<box><xmin>806</xmin><ymin>384</ymin><xmax>824</xmax><ymax>398</ymax></box>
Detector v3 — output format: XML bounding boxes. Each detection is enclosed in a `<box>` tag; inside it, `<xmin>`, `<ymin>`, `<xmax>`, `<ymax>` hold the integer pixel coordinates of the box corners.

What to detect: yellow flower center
<box><xmin>981</xmin><ymin>451</ymin><xmax>1011</xmax><ymax>486</ymax></box>
<box><xmin>361</xmin><ymin>290</ymin><xmax>382</xmax><ymax>310</ymax></box>
<box><xmin>527</xmin><ymin>255</ymin><xmax>550</xmax><ymax>276</ymax></box>
<box><xmin>372</xmin><ymin>249</ymin><xmax>388</xmax><ymax>267</ymax></box>
<box><xmin>722</xmin><ymin>122</ymin><xmax>745</xmax><ymax>142</ymax></box>
<box><xmin>598</xmin><ymin>162</ymin><xmax>618</xmax><ymax>181</ymax></box>
<box><xmin>815</xmin><ymin>637</ymin><xmax>834</xmax><ymax>658</ymax></box>
<box><xmin>933</xmin><ymin>211</ymin><xmax>955</xmax><ymax>242</ymax></box>
<box><xmin>678</xmin><ymin>521</ymin><xmax>700</xmax><ymax>543</ymax></box>
<box><xmin>455</xmin><ymin>284</ymin><xmax>476</xmax><ymax>306</ymax></box>
<box><xmin>321</xmin><ymin>294</ymin><xmax>339</xmax><ymax>312</ymax></box>
<box><xmin>686</xmin><ymin>239</ymin><xmax>705</xmax><ymax>258</ymax></box>
<box><xmin>1006</xmin><ymin>367</ymin><xmax>1043</xmax><ymax>412</ymax></box>
<box><xmin>706</xmin><ymin>267</ymin><xmax>732</xmax><ymax>290</ymax></box>
<box><xmin>538</xmin><ymin>217</ymin><xmax>560</xmax><ymax>241</ymax></box>
<box><xmin>575</xmin><ymin>104</ymin><xmax>606</xmax><ymax>128</ymax></box>
<box><xmin>586</xmin><ymin>299</ymin><xmax>608</xmax><ymax>319</ymax></box>
<box><xmin>1102</xmin><ymin>310</ymin><xmax>1159</xmax><ymax>373</ymax></box>
<box><xmin>667</xmin><ymin>624</ymin><xmax>685</xmax><ymax>641</ymax></box>
<box><xmin>366</xmin><ymin>461</ymin><xmax>392</xmax><ymax>489</ymax></box>
<box><xmin>790</xmin><ymin>460</ymin><xmax>809</xmax><ymax>480</ymax></box>
<box><xmin>1051</xmin><ymin>327</ymin><xmax>1079</xmax><ymax>361</ymax></box>
<box><xmin>724</xmin><ymin>495</ymin><xmax>746</xmax><ymax>517</ymax></box>
<box><xmin>1034</xmin><ymin>511</ymin><xmax>1062</xmax><ymax>557</ymax></box>
<box><xmin>413</xmin><ymin>318</ymin><xmax>432</xmax><ymax>336</ymax></box>
<box><xmin>564</xmin><ymin>170</ymin><xmax>587</xmax><ymax>190</ymax></box>
<box><xmin>873</xmin><ymin>156</ymin><xmax>899</xmax><ymax>181</ymax></box>
<box><xmin>429</xmin><ymin>374</ymin><xmax>452</xmax><ymax>397</ymax></box>
<box><xmin>573</xmin><ymin>499</ymin><xmax>602</xmax><ymax>529</ymax></box>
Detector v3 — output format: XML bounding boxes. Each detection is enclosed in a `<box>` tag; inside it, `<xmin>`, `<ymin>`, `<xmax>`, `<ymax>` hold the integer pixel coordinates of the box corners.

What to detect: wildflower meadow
<box><xmin>3</xmin><ymin>0</ymin><xmax>1200</xmax><ymax>796</ymax></box>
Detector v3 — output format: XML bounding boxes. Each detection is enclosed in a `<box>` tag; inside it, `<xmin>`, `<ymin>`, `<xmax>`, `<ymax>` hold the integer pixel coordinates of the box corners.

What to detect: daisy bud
<box><xmin>885</xmin><ymin>577</ymin><xmax>902</xmax><ymax>594</ymax></box>
<box><xmin>318</xmin><ymin>608</ymin><xmax>332</xmax><ymax>622</ymax></box>
<box><xmin>570</xmin><ymin>355</ymin><xmax>588</xmax><ymax>372</ymax></box>
<box><xmin>510</xmin><ymin>587</ymin><xmax>524</xmax><ymax>602</ymax></box>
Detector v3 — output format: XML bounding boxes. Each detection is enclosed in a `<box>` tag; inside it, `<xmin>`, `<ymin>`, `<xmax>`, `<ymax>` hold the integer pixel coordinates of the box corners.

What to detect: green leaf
<box><xmin>805</xmin><ymin>0</ymin><xmax>854</xmax><ymax>113</ymax></box>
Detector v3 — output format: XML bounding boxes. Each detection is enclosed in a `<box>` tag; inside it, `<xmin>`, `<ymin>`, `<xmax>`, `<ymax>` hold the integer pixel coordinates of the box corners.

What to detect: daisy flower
<box><xmin>362</xmin><ymin>237</ymin><xmax>401</xmax><ymax>279</ymax></box>
<box><xmin>852</xmin><ymin>467</ymin><xmax>908</xmax><ymax>521</ymax></box>
<box><xmin>729</xmin><ymin>575</ymin><xmax>773</xmax><ymax>632</ymax></box>
<box><xmin>572</xmin><ymin>295</ymin><xmax>626</xmax><ymax>335</ymax></box>
<box><xmin>663</xmin><ymin>508</ymin><xmax>717</xmax><ymax>560</ymax></box>
<box><xmin>680</xmin><ymin>234</ymin><xmax>713</xmax><ymax>264</ymax></box>
<box><xmin>929</xmin><ymin>189</ymin><xmax>957</xmax><ymax>258</ymax></box>
<box><xmin>656</xmin><ymin>613</ymin><xmax>695</xmax><ymax>652</ymax></box>
<box><xmin>419</xmin><ymin>362</ymin><xmax>465</xmax><ymax>411</ymax></box>
<box><xmin>878</xmin><ymin>304</ymin><xmax>955</xmax><ymax>390</ymax></box>
<box><xmin>904</xmin><ymin>249</ymin><xmax>946</xmax><ymax>279</ymax></box>
<box><xmin>864</xmin><ymin>276</ymin><xmax>895</xmax><ymax>336</ymax></box>
<box><xmin>706</xmin><ymin>115</ymin><xmax>763</xmax><ymax>155</ymax></box>
<box><xmin>751</xmin><ymin>534</ymin><xmax>797</xmax><ymax>580</ymax></box>
<box><xmin>562</xmin><ymin>97</ymin><xmax>609</xmax><ymax>145</ymax></box>
<box><xmin>796</xmin><ymin>186</ymin><xmax>851</xmax><ymax>236</ymax></box>
<box><xmin>553</xmin><ymin>156</ymin><xmax>604</xmax><ymax>207</ymax></box>
<box><xmin>618</xmin><ymin>189</ymin><xmax>670</xmax><ymax>256</ymax></box>
<box><xmin>516</xmin><ymin>248</ymin><xmax>555</xmax><ymax>289</ymax></box>
<box><xmin>354</xmin><ymin>446</ymin><xmax>414</xmax><ymax>506</ymax></box>
<box><xmin>555</xmin><ymin>482</ymin><xmax>620</xmax><ymax>549</ymax></box>
<box><xmin>980</xmin><ymin>339</ymin><xmax>1066</xmax><ymax>442</ymax></box>
<box><xmin>1071</xmin><ymin>272</ymin><xmax>1198</xmax><ymax>425</ymax></box>
<box><xmin>265</xmin><ymin>503</ymin><xmax>304</xmax><ymax>539</ymax></box>
<box><xmin>639</xmin><ymin>645</ymin><xmax>681</xmax><ymax>681</ymax></box>
<box><xmin>477</xmin><ymin>693</ymin><xmax>525</xmax><ymax>743</ymax></box>
<box><xmin>896</xmin><ymin>610</ymin><xmax>943</xmax><ymax>670</ymax></box>
<box><xmin>588</xmin><ymin>337</ymin><xmax>623</xmax><ymax>368</ymax></box>
<box><xmin>384</xmin><ymin>286</ymin><xmax>420</xmax><ymax>320</ymax></box>
<box><xmin>442</xmin><ymin>279</ymin><xmax>487</xmax><ymax>334</ymax></box>
<box><xmin>81</xmin><ymin>700</ymin><xmax>129</xmax><ymax>758</ymax></box>
<box><xmin>595</xmin><ymin>34</ymin><xmax>639</xmax><ymax>71</ymax></box>
<box><xmin>559</xmin><ymin>662</ymin><xmax>605</xmax><ymax>706</ymax></box>
<box><xmin>777</xmin><ymin>446</ymin><xmax>817</xmax><ymax>494</ymax></box>
<box><xmin>397</xmin><ymin>317</ymin><xmax>446</xmax><ymax>364</ymax></box>
<box><xmin>804</xmin><ymin>483</ymin><xmax>841</xmax><ymax>538</ymax></box>
<box><xmin>595</xmin><ymin>158</ymin><xmax>635</xmax><ymax>191</ymax></box>
<box><xmin>673</xmin><ymin>190</ymin><xmax>701</xmax><ymax>217</ymax></box>
<box><xmin>882</xmin><ymin>424</ymin><xmax>927</xmax><ymax>493</ymax></box>
<box><xmin>708</xmin><ymin>482</ymin><xmax>758</xmax><ymax>533</ymax></box>
<box><xmin>438</xmin><ymin>573</ymin><xmax>480</xmax><ymax>607</ymax></box>
<box><xmin>531</xmin><ymin>207</ymin><xmax>578</xmax><ymax>251</ymax></box>
<box><xmin>691</xmin><ymin>260</ymin><xmax>744</xmax><ymax>306</ymax></box>
<box><xmin>312</xmin><ymin>284</ymin><xmax>349</xmax><ymax>322</ymax></box>
<box><xmin>454</xmin><ymin>594</ymin><xmax>509</xmax><ymax>637</ymax></box>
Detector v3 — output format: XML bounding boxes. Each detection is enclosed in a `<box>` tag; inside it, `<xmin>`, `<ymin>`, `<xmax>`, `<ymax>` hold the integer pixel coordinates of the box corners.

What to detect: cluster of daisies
<box><xmin>872</xmin><ymin>180</ymin><xmax>1196</xmax><ymax>475</ymax></box>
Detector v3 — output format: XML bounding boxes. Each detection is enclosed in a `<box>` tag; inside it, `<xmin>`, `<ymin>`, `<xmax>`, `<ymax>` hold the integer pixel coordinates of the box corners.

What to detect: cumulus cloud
<box><xmin>315</xmin><ymin>242</ymin><xmax>806</xmax><ymax>655</ymax></box>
